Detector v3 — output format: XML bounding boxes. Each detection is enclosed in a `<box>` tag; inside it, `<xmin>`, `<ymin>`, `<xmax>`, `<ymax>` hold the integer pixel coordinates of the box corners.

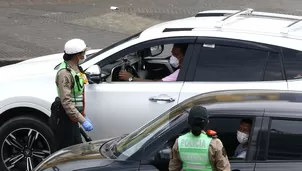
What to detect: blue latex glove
<box><xmin>81</xmin><ymin>120</ymin><xmax>93</xmax><ymax>131</ymax></box>
<box><xmin>84</xmin><ymin>116</ymin><xmax>91</xmax><ymax>123</ymax></box>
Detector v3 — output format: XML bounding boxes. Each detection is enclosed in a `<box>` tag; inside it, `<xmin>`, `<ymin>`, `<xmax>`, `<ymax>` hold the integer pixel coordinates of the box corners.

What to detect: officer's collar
<box><xmin>65</xmin><ymin>60</ymin><xmax>79</xmax><ymax>71</ymax></box>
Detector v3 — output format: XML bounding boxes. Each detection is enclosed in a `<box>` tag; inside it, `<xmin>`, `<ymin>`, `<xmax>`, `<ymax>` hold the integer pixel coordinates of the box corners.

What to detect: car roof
<box><xmin>179</xmin><ymin>89</ymin><xmax>302</xmax><ymax>114</ymax></box>
<box><xmin>139</xmin><ymin>8</ymin><xmax>302</xmax><ymax>50</ymax></box>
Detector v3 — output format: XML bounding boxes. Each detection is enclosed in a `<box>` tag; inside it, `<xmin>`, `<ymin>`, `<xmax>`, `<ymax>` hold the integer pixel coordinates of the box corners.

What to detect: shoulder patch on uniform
<box><xmin>62</xmin><ymin>76</ymin><xmax>70</xmax><ymax>87</ymax></box>
<box><xmin>206</xmin><ymin>129</ymin><xmax>217</xmax><ymax>137</ymax></box>
<box><xmin>222</xmin><ymin>147</ymin><xmax>227</xmax><ymax>157</ymax></box>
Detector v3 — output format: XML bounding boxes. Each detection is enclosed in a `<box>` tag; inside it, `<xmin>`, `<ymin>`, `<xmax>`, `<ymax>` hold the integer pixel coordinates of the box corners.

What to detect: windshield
<box><xmin>79</xmin><ymin>32</ymin><xmax>141</xmax><ymax>65</ymax></box>
<box><xmin>114</xmin><ymin>104</ymin><xmax>187</xmax><ymax>159</ymax></box>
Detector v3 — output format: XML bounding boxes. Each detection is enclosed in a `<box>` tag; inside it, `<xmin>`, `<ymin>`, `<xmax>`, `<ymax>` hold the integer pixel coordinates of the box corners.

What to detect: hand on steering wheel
<box><xmin>119</xmin><ymin>70</ymin><xmax>132</xmax><ymax>81</ymax></box>
<box><xmin>119</xmin><ymin>65</ymin><xmax>140</xmax><ymax>81</ymax></box>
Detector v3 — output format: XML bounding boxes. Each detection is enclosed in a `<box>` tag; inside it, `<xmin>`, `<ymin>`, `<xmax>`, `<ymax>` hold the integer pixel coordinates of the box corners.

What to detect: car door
<box><xmin>281</xmin><ymin>47</ymin><xmax>302</xmax><ymax>91</ymax></box>
<box><xmin>84</xmin><ymin>37</ymin><xmax>197</xmax><ymax>140</ymax></box>
<box><xmin>254</xmin><ymin>112</ymin><xmax>302</xmax><ymax>171</ymax></box>
<box><xmin>138</xmin><ymin>110</ymin><xmax>263</xmax><ymax>171</ymax></box>
<box><xmin>178</xmin><ymin>37</ymin><xmax>288</xmax><ymax>103</ymax></box>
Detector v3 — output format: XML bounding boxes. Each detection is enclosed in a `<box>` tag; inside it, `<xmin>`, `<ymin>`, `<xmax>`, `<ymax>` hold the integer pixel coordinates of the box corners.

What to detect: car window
<box><xmin>282</xmin><ymin>48</ymin><xmax>302</xmax><ymax>80</ymax></box>
<box><xmin>205</xmin><ymin>117</ymin><xmax>255</xmax><ymax>161</ymax></box>
<box><xmin>101</xmin><ymin>40</ymin><xmax>193</xmax><ymax>82</ymax></box>
<box><xmin>193</xmin><ymin>44</ymin><xmax>269</xmax><ymax>81</ymax></box>
<box><xmin>107</xmin><ymin>43</ymin><xmax>180</xmax><ymax>82</ymax></box>
<box><xmin>268</xmin><ymin>119</ymin><xmax>302</xmax><ymax>160</ymax></box>
<box><xmin>79</xmin><ymin>32</ymin><xmax>141</xmax><ymax>65</ymax></box>
<box><xmin>264</xmin><ymin>53</ymin><xmax>283</xmax><ymax>81</ymax></box>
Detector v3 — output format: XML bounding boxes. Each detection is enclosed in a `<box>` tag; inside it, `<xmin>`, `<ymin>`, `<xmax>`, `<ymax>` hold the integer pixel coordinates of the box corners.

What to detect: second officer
<box><xmin>169</xmin><ymin>106</ymin><xmax>231</xmax><ymax>171</ymax></box>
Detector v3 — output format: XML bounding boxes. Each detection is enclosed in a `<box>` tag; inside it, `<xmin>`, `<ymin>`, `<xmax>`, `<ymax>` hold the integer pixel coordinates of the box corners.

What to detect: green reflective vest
<box><xmin>56</xmin><ymin>61</ymin><xmax>85</xmax><ymax>113</ymax></box>
<box><xmin>178</xmin><ymin>132</ymin><xmax>212</xmax><ymax>171</ymax></box>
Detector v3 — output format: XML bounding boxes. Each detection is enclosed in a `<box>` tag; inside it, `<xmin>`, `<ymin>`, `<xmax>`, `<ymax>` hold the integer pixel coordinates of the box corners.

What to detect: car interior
<box><xmin>100</xmin><ymin>44</ymin><xmax>177</xmax><ymax>82</ymax></box>
<box><xmin>149</xmin><ymin>117</ymin><xmax>255</xmax><ymax>171</ymax></box>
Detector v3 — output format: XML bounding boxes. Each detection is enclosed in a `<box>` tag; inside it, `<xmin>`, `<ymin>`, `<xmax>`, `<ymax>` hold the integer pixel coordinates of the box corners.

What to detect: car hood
<box><xmin>0</xmin><ymin>49</ymin><xmax>101</xmax><ymax>80</ymax></box>
<box><xmin>34</xmin><ymin>137</ymin><xmax>116</xmax><ymax>171</ymax></box>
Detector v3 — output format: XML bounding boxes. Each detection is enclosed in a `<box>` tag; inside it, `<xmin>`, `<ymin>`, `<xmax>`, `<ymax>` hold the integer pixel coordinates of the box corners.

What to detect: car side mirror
<box><xmin>150</xmin><ymin>45</ymin><xmax>164</xmax><ymax>57</ymax></box>
<box><xmin>85</xmin><ymin>65</ymin><xmax>102</xmax><ymax>84</ymax></box>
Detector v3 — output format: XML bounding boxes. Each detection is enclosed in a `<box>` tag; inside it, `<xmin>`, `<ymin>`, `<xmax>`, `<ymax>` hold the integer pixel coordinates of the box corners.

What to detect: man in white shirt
<box><xmin>119</xmin><ymin>43</ymin><xmax>188</xmax><ymax>82</ymax></box>
<box><xmin>234</xmin><ymin>118</ymin><xmax>253</xmax><ymax>159</ymax></box>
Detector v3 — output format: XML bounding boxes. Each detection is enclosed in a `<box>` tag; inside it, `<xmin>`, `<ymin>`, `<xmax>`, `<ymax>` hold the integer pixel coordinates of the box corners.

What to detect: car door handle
<box><xmin>149</xmin><ymin>96</ymin><xmax>175</xmax><ymax>102</ymax></box>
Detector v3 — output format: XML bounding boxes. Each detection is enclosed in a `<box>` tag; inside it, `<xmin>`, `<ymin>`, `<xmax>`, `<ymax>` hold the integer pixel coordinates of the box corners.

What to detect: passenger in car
<box><xmin>119</xmin><ymin>43</ymin><xmax>188</xmax><ymax>82</ymax></box>
<box><xmin>234</xmin><ymin>118</ymin><xmax>253</xmax><ymax>159</ymax></box>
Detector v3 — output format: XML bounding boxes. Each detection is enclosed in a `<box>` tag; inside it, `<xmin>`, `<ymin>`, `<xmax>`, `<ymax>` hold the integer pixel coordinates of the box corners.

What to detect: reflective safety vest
<box><xmin>57</xmin><ymin>61</ymin><xmax>87</xmax><ymax>114</ymax></box>
<box><xmin>178</xmin><ymin>132</ymin><xmax>212</xmax><ymax>171</ymax></box>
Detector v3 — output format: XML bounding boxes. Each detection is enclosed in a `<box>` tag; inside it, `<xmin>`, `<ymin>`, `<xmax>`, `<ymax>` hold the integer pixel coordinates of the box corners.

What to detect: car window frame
<box><xmin>139</xmin><ymin>109</ymin><xmax>263</xmax><ymax>163</ymax></box>
<box><xmin>204</xmin><ymin>111</ymin><xmax>263</xmax><ymax>163</ymax></box>
<box><xmin>263</xmin><ymin>52</ymin><xmax>285</xmax><ymax>81</ymax></box>
<box><xmin>95</xmin><ymin>36</ymin><xmax>198</xmax><ymax>82</ymax></box>
<box><xmin>280</xmin><ymin>47</ymin><xmax>302</xmax><ymax>81</ymax></box>
<box><xmin>185</xmin><ymin>36</ymin><xmax>282</xmax><ymax>82</ymax></box>
<box><xmin>81</xmin><ymin>32</ymin><xmax>142</xmax><ymax>64</ymax></box>
<box><xmin>258</xmin><ymin>114</ymin><xmax>302</xmax><ymax>163</ymax></box>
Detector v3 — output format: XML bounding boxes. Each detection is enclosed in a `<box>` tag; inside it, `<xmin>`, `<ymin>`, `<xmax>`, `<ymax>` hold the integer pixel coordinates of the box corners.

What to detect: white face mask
<box><xmin>169</xmin><ymin>55</ymin><xmax>179</xmax><ymax>68</ymax></box>
<box><xmin>79</xmin><ymin>54</ymin><xmax>86</xmax><ymax>63</ymax></box>
<box><xmin>237</xmin><ymin>131</ymin><xmax>249</xmax><ymax>144</ymax></box>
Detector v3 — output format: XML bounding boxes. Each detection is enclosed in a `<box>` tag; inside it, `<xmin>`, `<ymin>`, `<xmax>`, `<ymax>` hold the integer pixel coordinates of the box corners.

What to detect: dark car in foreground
<box><xmin>34</xmin><ymin>89</ymin><xmax>302</xmax><ymax>171</ymax></box>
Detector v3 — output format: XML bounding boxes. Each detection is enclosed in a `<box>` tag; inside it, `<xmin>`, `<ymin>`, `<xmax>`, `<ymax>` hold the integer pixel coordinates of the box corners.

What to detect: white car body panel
<box><xmin>286</xmin><ymin>79</ymin><xmax>302</xmax><ymax>91</ymax></box>
<box><xmin>85</xmin><ymin>82</ymin><xmax>184</xmax><ymax>139</ymax></box>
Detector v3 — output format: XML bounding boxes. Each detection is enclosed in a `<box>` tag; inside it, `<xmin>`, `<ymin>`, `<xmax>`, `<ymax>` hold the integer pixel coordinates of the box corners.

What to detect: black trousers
<box><xmin>53</xmin><ymin>110</ymin><xmax>83</xmax><ymax>151</ymax></box>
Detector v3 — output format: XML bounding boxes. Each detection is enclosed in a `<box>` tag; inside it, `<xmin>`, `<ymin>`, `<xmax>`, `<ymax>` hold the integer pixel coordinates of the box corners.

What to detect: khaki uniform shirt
<box><xmin>169</xmin><ymin>133</ymin><xmax>231</xmax><ymax>171</ymax></box>
<box><xmin>55</xmin><ymin>60</ymin><xmax>86</xmax><ymax>123</ymax></box>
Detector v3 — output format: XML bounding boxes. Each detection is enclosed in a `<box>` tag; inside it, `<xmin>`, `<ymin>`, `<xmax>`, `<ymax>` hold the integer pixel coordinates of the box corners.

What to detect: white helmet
<box><xmin>64</xmin><ymin>38</ymin><xmax>87</xmax><ymax>54</ymax></box>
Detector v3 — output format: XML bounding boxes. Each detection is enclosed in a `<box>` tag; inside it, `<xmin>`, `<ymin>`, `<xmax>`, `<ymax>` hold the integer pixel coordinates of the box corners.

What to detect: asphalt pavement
<box><xmin>1</xmin><ymin>0</ymin><xmax>302</xmax><ymax>66</ymax></box>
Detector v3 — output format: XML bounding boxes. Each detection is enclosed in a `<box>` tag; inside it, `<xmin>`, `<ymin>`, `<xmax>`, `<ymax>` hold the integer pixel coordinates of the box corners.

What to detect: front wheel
<box><xmin>0</xmin><ymin>116</ymin><xmax>55</xmax><ymax>171</ymax></box>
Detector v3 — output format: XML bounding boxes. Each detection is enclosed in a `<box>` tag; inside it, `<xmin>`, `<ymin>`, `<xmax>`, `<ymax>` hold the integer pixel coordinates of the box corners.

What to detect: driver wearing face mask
<box><xmin>234</xmin><ymin>118</ymin><xmax>253</xmax><ymax>159</ymax></box>
<box><xmin>119</xmin><ymin>43</ymin><xmax>188</xmax><ymax>81</ymax></box>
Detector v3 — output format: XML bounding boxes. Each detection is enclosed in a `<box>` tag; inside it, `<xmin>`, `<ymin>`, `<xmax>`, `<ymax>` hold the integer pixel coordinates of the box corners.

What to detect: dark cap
<box><xmin>188</xmin><ymin>106</ymin><xmax>208</xmax><ymax>127</ymax></box>
<box><xmin>189</xmin><ymin>106</ymin><xmax>208</xmax><ymax>119</ymax></box>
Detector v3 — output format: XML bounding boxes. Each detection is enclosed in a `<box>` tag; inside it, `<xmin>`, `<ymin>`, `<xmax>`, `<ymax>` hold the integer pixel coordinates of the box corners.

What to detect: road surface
<box><xmin>1</xmin><ymin>0</ymin><xmax>302</xmax><ymax>66</ymax></box>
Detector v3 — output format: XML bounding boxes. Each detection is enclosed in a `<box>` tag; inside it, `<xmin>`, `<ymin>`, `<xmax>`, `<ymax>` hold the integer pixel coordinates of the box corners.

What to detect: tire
<box><xmin>0</xmin><ymin>116</ymin><xmax>55</xmax><ymax>171</ymax></box>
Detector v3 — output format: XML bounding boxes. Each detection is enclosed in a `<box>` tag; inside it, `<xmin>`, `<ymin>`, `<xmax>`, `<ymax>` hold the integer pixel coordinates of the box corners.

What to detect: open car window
<box><xmin>79</xmin><ymin>32</ymin><xmax>141</xmax><ymax>65</ymax></box>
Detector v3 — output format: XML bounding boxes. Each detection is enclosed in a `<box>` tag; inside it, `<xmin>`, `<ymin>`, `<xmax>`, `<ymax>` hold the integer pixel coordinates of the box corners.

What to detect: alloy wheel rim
<box><xmin>1</xmin><ymin>128</ymin><xmax>51</xmax><ymax>171</ymax></box>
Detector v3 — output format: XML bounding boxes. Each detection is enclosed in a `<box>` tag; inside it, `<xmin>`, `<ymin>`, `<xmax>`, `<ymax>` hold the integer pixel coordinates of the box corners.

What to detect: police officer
<box><xmin>169</xmin><ymin>106</ymin><xmax>231</xmax><ymax>171</ymax></box>
<box><xmin>54</xmin><ymin>38</ymin><xmax>94</xmax><ymax>150</ymax></box>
